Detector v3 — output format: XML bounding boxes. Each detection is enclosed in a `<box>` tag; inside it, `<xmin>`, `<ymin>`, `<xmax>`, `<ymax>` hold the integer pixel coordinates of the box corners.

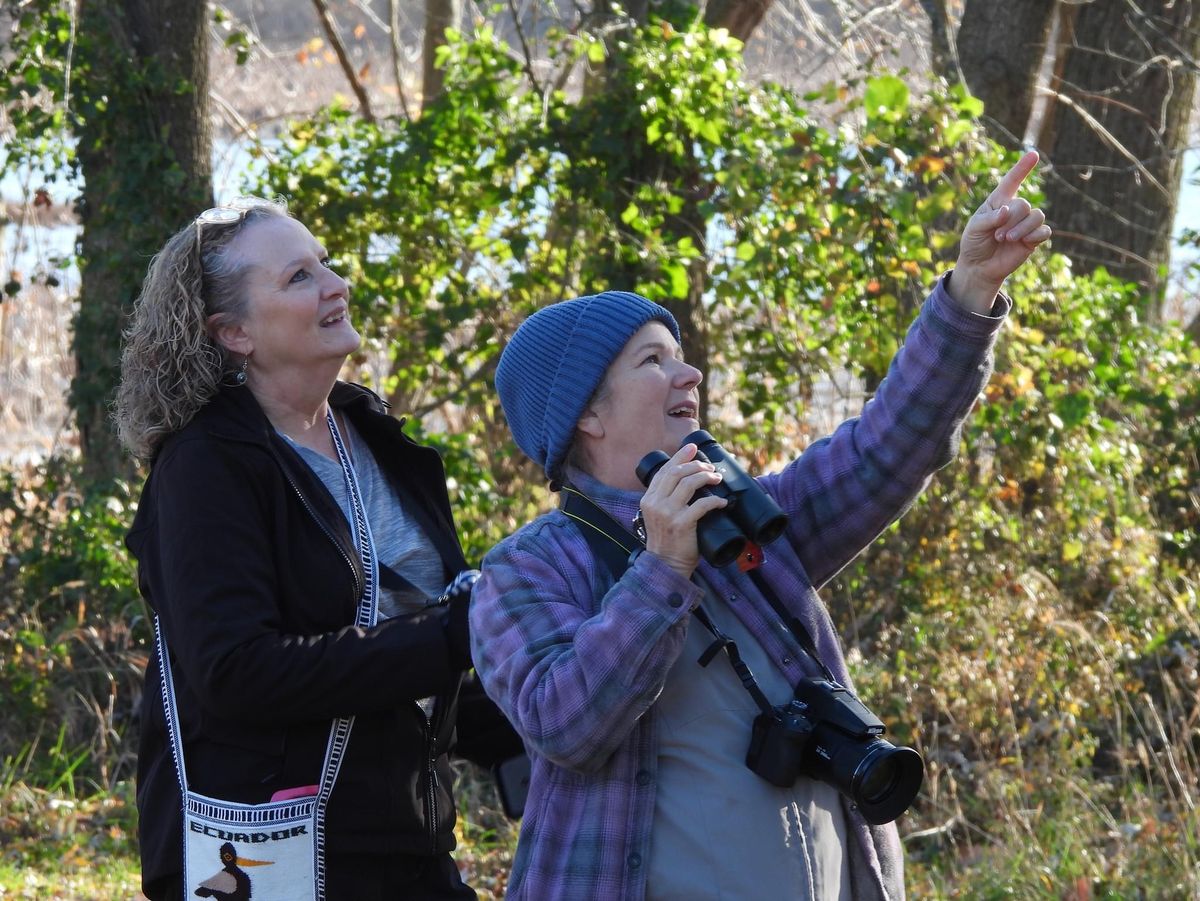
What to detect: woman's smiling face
<box><xmin>577</xmin><ymin>320</ymin><xmax>703</xmax><ymax>489</ymax></box>
<box><xmin>227</xmin><ymin>215</ymin><xmax>360</xmax><ymax>379</ymax></box>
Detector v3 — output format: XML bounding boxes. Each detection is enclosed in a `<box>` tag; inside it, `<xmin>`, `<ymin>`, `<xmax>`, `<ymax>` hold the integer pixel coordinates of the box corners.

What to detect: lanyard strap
<box><xmin>690</xmin><ymin>604</ymin><xmax>775</xmax><ymax>717</ymax></box>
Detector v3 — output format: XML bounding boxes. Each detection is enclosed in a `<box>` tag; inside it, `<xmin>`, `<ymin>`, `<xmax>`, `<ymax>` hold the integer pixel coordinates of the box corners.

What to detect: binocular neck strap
<box><xmin>690</xmin><ymin>605</ymin><xmax>776</xmax><ymax>717</ymax></box>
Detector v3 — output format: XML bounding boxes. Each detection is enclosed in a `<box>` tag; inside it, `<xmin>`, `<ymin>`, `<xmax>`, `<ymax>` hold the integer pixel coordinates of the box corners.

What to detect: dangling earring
<box><xmin>234</xmin><ymin>356</ymin><xmax>249</xmax><ymax>386</ymax></box>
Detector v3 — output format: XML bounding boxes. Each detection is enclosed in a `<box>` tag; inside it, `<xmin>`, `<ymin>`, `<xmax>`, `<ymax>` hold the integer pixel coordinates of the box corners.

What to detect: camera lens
<box><xmin>857</xmin><ymin>754</ymin><xmax>901</xmax><ymax>804</ymax></box>
<box><xmin>847</xmin><ymin>742</ymin><xmax>924</xmax><ymax>825</ymax></box>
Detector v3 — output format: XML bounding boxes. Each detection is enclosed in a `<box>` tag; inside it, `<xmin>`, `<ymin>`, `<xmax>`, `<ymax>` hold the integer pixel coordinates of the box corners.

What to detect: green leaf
<box><xmin>864</xmin><ymin>76</ymin><xmax>909</xmax><ymax>121</ymax></box>
<box><xmin>944</xmin><ymin>120</ymin><xmax>975</xmax><ymax>146</ymax></box>
<box><xmin>699</xmin><ymin>119</ymin><xmax>722</xmax><ymax>144</ymax></box>
<box><xmin>956</xmin><ymin>93</ymin><xmax>985</xmax><ymax>118</ymax></box>
<box><xmin>664</xmin><ymin>261</ymin><xmax>689</xmax><ymax>298</ymax></box>
<box><xmin>1056</xmin><ymin>392</ymin><xmax>1091</xmax><ymax>429</ymax></box>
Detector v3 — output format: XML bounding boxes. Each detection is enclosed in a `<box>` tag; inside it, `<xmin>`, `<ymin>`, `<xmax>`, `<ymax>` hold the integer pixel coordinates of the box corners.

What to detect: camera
<box><xmin>635</xmin><ymin>430</ymin><xmax>789</xmax><ymax>568</ymax></box>
<box><xmin>745</xmin><ymin>677</ymin><xmax>923</xmax><ymax>825</ymax></box>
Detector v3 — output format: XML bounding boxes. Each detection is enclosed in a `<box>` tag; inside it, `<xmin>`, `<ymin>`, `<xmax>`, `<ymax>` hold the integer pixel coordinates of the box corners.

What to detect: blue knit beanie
<box><xmin>496</xmin><ymin>291</ymin><xmax>681</xmax><ymax>481</ymax></box>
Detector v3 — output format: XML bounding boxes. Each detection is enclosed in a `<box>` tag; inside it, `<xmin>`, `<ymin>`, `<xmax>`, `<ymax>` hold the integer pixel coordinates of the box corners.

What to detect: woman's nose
<box><xmin>675</xmin><ymin>361</ymin><xmax>703</xmax><ymax>387</ymax></box>
<box><xmin>322</xmin><ymin>268</ymin><xmax>349</xmax><ymax>297</ymax></box>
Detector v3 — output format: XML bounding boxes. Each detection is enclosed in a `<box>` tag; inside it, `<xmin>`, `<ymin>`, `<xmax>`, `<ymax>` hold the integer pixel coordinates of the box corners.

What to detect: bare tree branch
<box><xmin>1045</xmin><ymin>85</ymin><xmax>1171</xmax><ymax>200</ymax></box>
<box><xmin>389</xmin><ymin>0</ymin><xmax>414</xmax><ymax>120</ymax></box>
<box><xmin>507</xmin><ymin>0</ymin><xmax>545</xmax><ymax>97</ymax></box>
<box><xmin>311</xmin><ymin>0</ymin><xmax>375</xmax><ymax>123</ymax></box>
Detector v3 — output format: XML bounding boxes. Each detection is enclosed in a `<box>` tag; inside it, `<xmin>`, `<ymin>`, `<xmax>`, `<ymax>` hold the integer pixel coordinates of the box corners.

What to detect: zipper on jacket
<box><xmin>282</xmin><ymin>471</ymin><xmax>362</xmax><ymax>604</ymax></box>
<box><xmin>425</xmin><ymin>725</ymin><xmax>439</xmax><ymax>853</ymax></box>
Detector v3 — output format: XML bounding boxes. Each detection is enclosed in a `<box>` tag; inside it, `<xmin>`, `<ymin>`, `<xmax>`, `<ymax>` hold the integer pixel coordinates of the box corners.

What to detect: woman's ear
<box><xmin>576</xmin><ymin>407</ymin><xmax>605</xmax><ymax>440</ymax></box>
<box><xmin>206</xmin><ymin>312</ymin><xmax>252</xmax><ymax>357</ymax></box>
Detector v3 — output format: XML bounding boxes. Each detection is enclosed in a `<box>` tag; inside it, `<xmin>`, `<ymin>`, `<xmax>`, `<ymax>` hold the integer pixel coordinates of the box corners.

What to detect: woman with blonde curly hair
<box><xmin>118</xmin><ymin>198</ymin><xmax>519</xmax><ymax>901</ymax></box>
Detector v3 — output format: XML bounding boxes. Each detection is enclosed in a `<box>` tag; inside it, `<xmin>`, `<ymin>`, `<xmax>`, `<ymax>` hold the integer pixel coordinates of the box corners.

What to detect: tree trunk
<box><xmin>956</xmin><ymin>0</ymin><xmax>1058</xmax><ymax>147</ymax></box>
<box><xmin>917</xmin><ymin>0</ymin><xmax>954</xmax><ymax>78</ymax></box>
<box><xmin>422</xmin><ymin>0</ymin><xmax>462</xmax><ymax>107</ymax></box>
<box><xmin>1041</xmin><ymin>0</ymin><xmax>1200</xmax><ymax>306</ymax></box>
<box><xmin>74</xmin><ymin>0</ymin><xmax>212</xmax><ymax>481</ymax></box>
<box><xmin>704</xmin><ymin>0</ymin><xmax>773</xmax><ymax>43</ymax></box>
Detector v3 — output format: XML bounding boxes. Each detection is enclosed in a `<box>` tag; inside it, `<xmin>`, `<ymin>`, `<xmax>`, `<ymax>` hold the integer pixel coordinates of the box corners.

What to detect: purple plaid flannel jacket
<box><xmin>470</xmin><ymin>275</ymin><xmax>1009</xmax><ymax>900</ymax></box>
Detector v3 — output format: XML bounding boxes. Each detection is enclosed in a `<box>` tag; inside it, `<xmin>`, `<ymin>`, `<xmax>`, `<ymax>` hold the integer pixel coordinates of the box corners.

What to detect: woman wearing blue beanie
<box><xmin>471</xmin><ymin>152</ymin><xmax>1050</xmax><ymax>900</ymax></box>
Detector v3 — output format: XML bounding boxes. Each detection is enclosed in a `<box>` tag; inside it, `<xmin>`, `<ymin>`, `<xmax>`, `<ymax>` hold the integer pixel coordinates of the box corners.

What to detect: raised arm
<box><xmin>763</xmin><ymin>152</ymin><xmax>1050</xmax><ymax>586</ymax></box>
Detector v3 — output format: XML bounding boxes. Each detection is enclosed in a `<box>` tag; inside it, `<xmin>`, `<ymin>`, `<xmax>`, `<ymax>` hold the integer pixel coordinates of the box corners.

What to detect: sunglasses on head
<box><xmin>194</xmin><ymin>205</ymin><xmax>251</xmax><ymax>256</ymax></box>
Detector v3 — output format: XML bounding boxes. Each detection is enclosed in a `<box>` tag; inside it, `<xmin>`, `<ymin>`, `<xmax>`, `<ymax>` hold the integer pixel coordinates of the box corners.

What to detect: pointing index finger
<box><xmin>986</xmin><ymin>150</ymin><xmax>1040</xmax><ymax>209</ymax></box>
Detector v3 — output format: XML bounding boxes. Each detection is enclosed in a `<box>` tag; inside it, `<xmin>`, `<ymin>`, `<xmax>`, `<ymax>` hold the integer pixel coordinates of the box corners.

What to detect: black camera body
<box><xmin>745</xmin><ymin>677</ymin><xmax>924</xmax><ymax>825</ymax></box>
<box><xmin>636</xmin><ymin>430</ymin><xmax>788</xmax><ymax>568</ymax></box>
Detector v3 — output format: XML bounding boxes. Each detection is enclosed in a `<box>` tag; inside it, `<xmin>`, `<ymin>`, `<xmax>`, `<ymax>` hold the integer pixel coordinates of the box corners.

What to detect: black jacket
<box><xmin>128</xmin><ymin>382</ymin><xmax>519</xmax><ymax>890</ymax></box>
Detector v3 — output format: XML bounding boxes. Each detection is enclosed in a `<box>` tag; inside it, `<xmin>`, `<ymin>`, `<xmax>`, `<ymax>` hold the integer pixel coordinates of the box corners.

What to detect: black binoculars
<box><xmin>636</xmin><ymin>430</ymin><xmax>788</xmax><ymax>568</ymax></box>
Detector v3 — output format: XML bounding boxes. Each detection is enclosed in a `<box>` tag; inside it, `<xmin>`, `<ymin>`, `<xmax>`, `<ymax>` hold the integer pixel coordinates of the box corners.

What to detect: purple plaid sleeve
<box><xmin>761</xmin><ymin>273</ymin><xmax>1008</xmax><ymax>588</ymax></box>
<box><xmin>470</xmin><ymin>516</ymin><xmax>702</xmax><ymax>771</ymax></box>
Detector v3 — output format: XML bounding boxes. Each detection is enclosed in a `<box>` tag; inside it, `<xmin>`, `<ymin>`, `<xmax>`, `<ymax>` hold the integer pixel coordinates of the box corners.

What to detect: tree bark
<box><xmin>704</xmin><ymin>0</ymin><xmax>773</xmax><ymax>44</ymax></box>
<box><xmin>422</xmin><ymin>0</ymin><xmax>462</xmax><ymax>107</ymax></box>
<box><xmin>956</xmin><ymin>0</ymin><xmax>1058</xmax><ymax>147</ymax></box>
<box><xmin>1041</xmin><ymin>0</ymin><xmax>1200</xmax><ymax>305</ymax></box>
<box><xmin>74</xmin><ymin>0</ymin><xmax>212</xmax><ymax>481</ymax></box>
<box><xmin>917</xmin><ymin>0</ymin><xmax>955</xmax><ymax>78</ymax></box>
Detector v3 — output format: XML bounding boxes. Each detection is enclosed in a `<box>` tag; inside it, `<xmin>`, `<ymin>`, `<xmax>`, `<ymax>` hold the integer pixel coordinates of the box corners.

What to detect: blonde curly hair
<box><xmin>114</xmin><ymin>197</ymin><xmax>290</xmax><ymax>461</ymax></box>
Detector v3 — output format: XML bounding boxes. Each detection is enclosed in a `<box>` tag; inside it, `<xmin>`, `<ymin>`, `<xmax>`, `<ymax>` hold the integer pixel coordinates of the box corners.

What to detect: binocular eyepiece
<box><xmin>636</xmin><ymin>430</ymin><xmax>789</xmax><ymax>568</ymax></box>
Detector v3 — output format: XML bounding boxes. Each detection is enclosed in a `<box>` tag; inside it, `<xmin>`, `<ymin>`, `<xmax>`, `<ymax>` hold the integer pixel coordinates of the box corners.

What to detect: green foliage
<box><xmin>257</xmin><ymin>21</ymin><xmax>1011</xmax><ymax>552</ymax></box>
<box><xmin>0</xmin><ymin>0</ymin><xmax>79</xmax><ymax>177</ymax></box>
<box><xmin>0</xmin><ymin>781</ymin><xmax>140</xmax><ymax>897</ymax></box>
<box><xmin>0</xmin><ymin>459</ymin><xmax>144</xmax><ymax>794</ymax></box>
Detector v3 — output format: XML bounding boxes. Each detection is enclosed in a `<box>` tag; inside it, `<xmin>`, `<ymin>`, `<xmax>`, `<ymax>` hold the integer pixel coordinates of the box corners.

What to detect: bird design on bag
<box><xmin>194</xmin><ymin>841</ymin><xmax>272</xmax><ymax>900</ymax></box>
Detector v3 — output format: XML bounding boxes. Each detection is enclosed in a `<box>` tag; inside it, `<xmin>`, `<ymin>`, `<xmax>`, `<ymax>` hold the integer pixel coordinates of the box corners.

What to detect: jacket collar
<box><xmin>187</xmin><ymin>381</ymin><xmax>386</xmax><ymax>449</ymax></box>
<box><xmin>561</xmin><ymin>466</ymin><xmax>644</xmax><ymax>535</ymax></box>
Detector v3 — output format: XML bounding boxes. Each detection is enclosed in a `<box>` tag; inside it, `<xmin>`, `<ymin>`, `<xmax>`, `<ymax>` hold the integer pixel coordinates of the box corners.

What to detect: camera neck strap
<box><xmin>561</xmin><ymin>485</ymin><xmax>786</xmax><ymax>718</ymax></box>
<box><xmin>742</xmin><ymin>567</ymin><xmax>837</xmax><ymax>683</ymax></box>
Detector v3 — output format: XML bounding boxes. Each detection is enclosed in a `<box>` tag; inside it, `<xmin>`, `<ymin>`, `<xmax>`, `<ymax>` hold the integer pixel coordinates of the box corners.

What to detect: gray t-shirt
<box><xmin>282</xmin><ymin>420</ymin><xmax>445</xmax><ymax>619</ymax></box>
<box><xmin>647</xmin><ymin>582</ymin><xmax>852</xmax><ymax>900</ymax></box>
<box><xmin>282</xmin><ymin>420</ymin><xmax>446</xmax><ymax>717</ymax></box>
